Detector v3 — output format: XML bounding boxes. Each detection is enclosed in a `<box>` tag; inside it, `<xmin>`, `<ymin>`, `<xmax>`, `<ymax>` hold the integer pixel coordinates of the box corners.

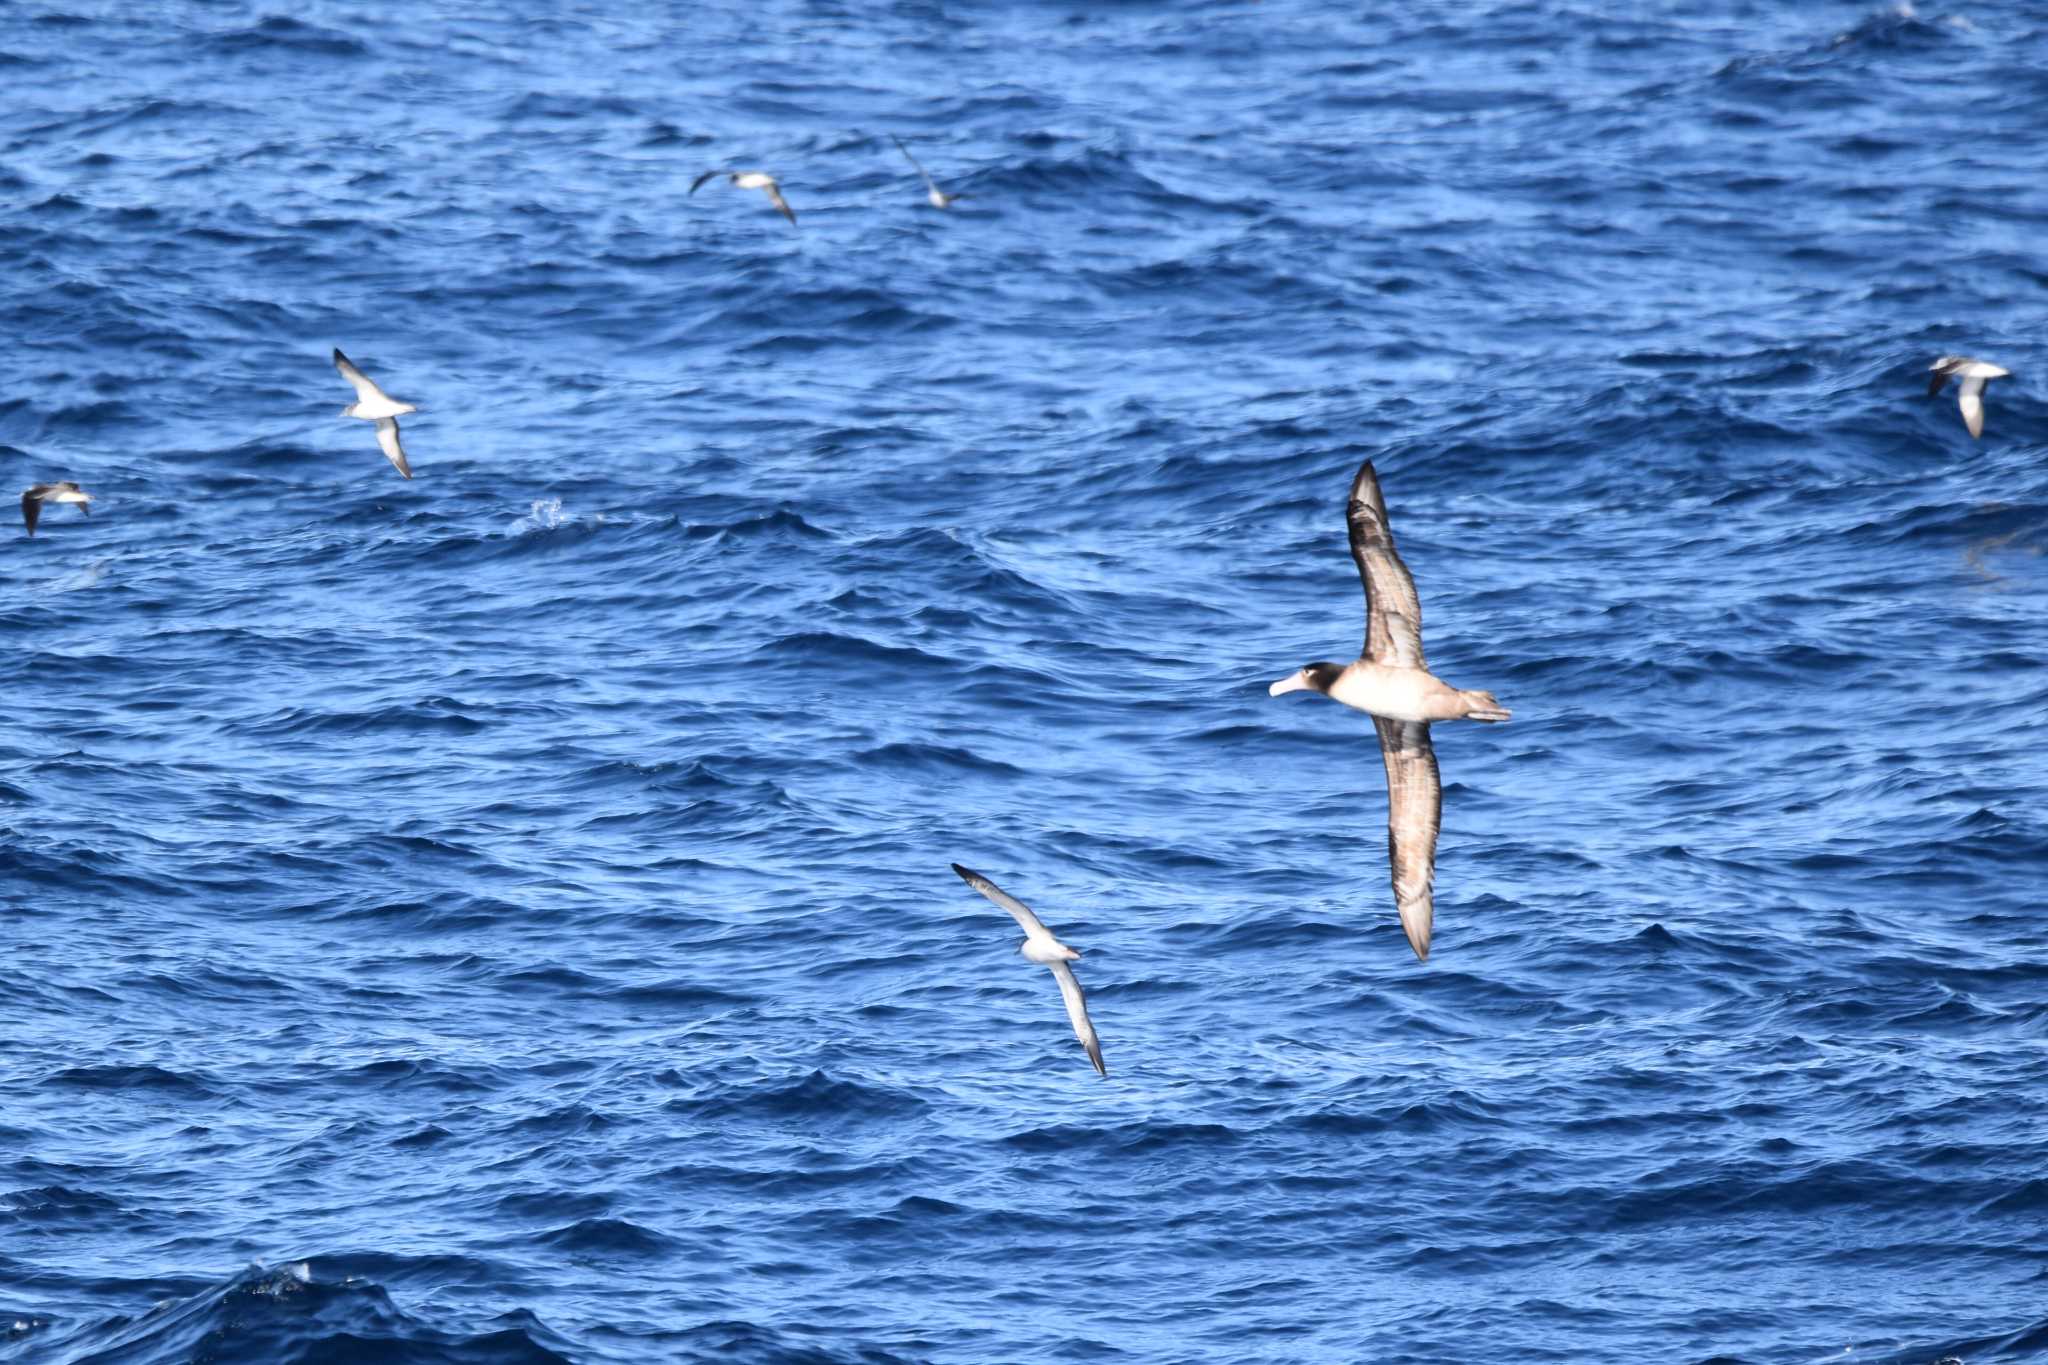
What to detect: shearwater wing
<box><xmin>1048</xmin><ymin>960</ymin><xmax>1106</xmax><ymax>1077</ymax></box>
<box><xmin>333</xmin><ymin>348</ymin><xmax>393</xmax><ymax>407</ymax></box>
<box><xmin>1958</xmin><ymin>375</ymin><xmax>1989</xmax><ymax>439</ymax></box>
<box><xmin>375</xmin><ymin>417</ymin><xmax>413</xmax><ymax>479</ymax></box>
<box><xmin>1374</xmin><ymin>716</ymin><xmax>1441</xmax><ymax>961</ymax></box>
<box><xmin>1347</xmin><ymin>461</ymin><xmax>1426</xmax><ymax>668</ymax></box>
<box><xmin>951</xmin><ymin>863</ymin><xmax>1050</xmax><ymax>937</ymax></box>
<box><xmin>892</xmin><ymin>135</ymin><xmax>932</xmax><ymax>184</ymax></box>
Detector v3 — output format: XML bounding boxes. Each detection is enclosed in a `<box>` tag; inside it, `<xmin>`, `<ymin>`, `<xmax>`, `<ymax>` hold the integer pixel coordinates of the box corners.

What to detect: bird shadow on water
<box><xmin>35</xmin><ymin>556</ymin><xmax>115</xmax><ymax>595</ymax></box>
<box><xmin>1960</xmin><ymin>516</ymin><xmax>2048</xmax><ymax>591</ymax></box>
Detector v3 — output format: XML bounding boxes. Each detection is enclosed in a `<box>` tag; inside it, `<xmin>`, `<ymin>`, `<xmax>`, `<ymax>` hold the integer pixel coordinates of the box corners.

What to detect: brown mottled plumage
<box><xmin>1268</xmin><ymin>460</ymin><xmax>1510</xmax><ymax>961</ymax></box>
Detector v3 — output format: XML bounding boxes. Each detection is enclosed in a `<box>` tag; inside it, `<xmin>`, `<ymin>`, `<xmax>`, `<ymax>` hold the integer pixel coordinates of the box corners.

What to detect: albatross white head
<box><xmin>1269</xmin><ymin>662</ymin><xmax>1343</xmax><ymax>697</ymax></box>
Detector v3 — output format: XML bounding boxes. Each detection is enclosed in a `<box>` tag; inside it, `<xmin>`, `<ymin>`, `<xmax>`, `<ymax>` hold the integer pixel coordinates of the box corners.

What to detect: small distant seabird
<box><xmin>1269</xmin><ymin>459</ymin><xmax>1511</xmax><ymax>962</ymax></box>
<box><xmin>689</xmin><ymin>170</ymin><xmax>797</xmax><ymax>226</ymax></box>
<box><xmin>20</xmin><ymin>482</ymin><xmax>91</xmax><ymax>536</ymax></box>
<box><xmin>890</xmin><ymin>135</ymin><xmax>958</xmax><ymax>209</ymax></box>
<box><xmin>332</xmin><ymin>348</ymin><xmax>416</xmax><ymax>479</ymax></box>
<box><xmin>951</xmin><ymin>863</ymin><xmax>1106</xmax><ymax>1077</ymax></box>
<box><xmin>1928</xmin><ymin>356</ymin><xmax>2010</xmax><ymax>439</ymax></box>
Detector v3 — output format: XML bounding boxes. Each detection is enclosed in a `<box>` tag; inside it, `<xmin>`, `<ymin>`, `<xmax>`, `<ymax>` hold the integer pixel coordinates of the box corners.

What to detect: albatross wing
<box><xmin>1374</xmin><ymin>716</ymin><xmax>1441</xmax><ymax>961</ymax></box>
<box><xmin>20</xmin><ymin>489</ymin><xmax>40</xmax><ymax>537</ymax></box>
<box><xmin>763</xmin><ymin>183</ymin><xmax>798</xmax><ymax>226</ymax></box>
<box><xmin>951</xmin><ymin>863</ymin><xmax>1050</xmax><ymax>937</ymax></box>
<box><xmin>1049</xmin><ymin>960</ymin><xmax>1106</xmax><ymax>1077</ymax></box>
<box><xmin>1347</xmin><ymin>461</ymin><xmax>1427</xmax><ymax>668</ymax></box>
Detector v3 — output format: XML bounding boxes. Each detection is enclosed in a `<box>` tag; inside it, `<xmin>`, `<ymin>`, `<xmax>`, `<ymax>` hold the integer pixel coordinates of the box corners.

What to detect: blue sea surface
<box><xmin>4</xmin><ymin>1</ymin><xmax>2047</xmax><ymax>1361</ymax></box>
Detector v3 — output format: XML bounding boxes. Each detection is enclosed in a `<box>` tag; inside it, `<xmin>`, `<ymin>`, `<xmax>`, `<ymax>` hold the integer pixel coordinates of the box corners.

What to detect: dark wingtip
<box><xmin>950</xmin><ymin>862</ymin><xmax>978</xmax><ymax>883</ymax></box>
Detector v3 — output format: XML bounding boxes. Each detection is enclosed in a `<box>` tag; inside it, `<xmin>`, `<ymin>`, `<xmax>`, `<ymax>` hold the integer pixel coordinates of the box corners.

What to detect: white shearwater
<box><xmin>951</xmin><ymin>863</ymin><xmax>1106</xmax><ymax>1077</ymax></box>
<box><xmin>1928</xmin><ymin>355</ymin><xmax>2010</xmax><ymax>439</ymax></box>
<box><xmin>890</xmin><ymin>135</ymin><xmax>958</xmax><ymax>208</ymax></box>
<box><xmin>690</xmin><ymin>170</ymin><xmax>798</xmax><ymax>226</ymax></box>
<box><xmin>333</xmin><ymin>349</ymin><xmax>417</xmax><ymax>479</ymax></box>
<box><xmin>20</xmin><ymin>482</ymin><xmax>92</xmax><ymax>536</ymax></box>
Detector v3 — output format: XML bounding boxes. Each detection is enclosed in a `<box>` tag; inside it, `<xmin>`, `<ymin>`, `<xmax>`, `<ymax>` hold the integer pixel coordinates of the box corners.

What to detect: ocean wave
<box><xmin>26</xmin><ymin>1261</ymin><xmax>572</xmax><ymax>1365</ymax></box>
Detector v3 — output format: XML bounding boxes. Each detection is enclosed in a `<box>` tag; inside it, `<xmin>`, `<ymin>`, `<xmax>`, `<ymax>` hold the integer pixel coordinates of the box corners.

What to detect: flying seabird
<box><xmin>20</xmin><ymin>482</ymin><xmax>92</xmax><ymax>536</ymax></box>
<box><xmin>1268</xmin><ymin>459</ymin><xmax>1510</xmax><ymax>962</ymax></box>
<box><xmin>332</xmin><ymin>348</ymin><xmax>416</xmax><ymax>479</ymax></box>
<box><xmin>951</xmin><ymin>863</ymin><xmax>1106</xmax><ymax>1077</ymax></box>
<box><xmin>689</xmin><ymin>170</ymin><xmax>798</xmax><ymax>226</ymax></box>
<box><xmin>1928</xmin><ymin>355</ymin><xmax>2010</xmax><ymax>439</ymax></box>
<box><xmin>890</xmin><ymin>135</ymin><xmax>958</xmax><ymax>209</ymax></box>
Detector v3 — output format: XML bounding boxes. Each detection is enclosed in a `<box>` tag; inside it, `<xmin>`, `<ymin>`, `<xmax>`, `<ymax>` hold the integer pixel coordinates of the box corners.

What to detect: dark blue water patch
<box><xmin>0</xmin><ymin>1184</ymin><xmax>124</xmax><ymax>1228</ymax></box>
<box><xmin>27</xmin><ymin>1262</ymin><xmax>574</xmax><ymax>1365</ymax></box>
<box><xmin>536</xmin><ymin>1216</ymin><xmax>675</xmax><ymax>1258</ymax></box>
<box><xmin>205</xmin><ymin>17</ymin><xmax>367</xmax><ymax>59</ymax></box>
<box><xmin>670</xmin><ymin>1069</ymin><xmax>929</xmax><ymax>1130</ymax></box>
<box><xmin>42</xmin><ymin>1061</ymin><xmax>216</xmax><ymax>1097</ymax></box>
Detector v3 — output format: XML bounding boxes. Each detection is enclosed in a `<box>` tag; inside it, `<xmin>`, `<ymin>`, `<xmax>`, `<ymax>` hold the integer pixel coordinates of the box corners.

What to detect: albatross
<box><xmin>689</xmin><ymin>170</ymin><xmax>797</xmax><ymax>226</ymax></box>
<box><xmin>1268</xmin><ymin>459</ymin><xmax>1510</xmax><ymax>962</ymax></box>
<box><xmin>890</xmin><ymin>135</ymin><xmax>958</xmax><ymax>209</ymax></box>
<box><xmin>951</xmin><ymin>863</ymin><xmax>1106</xmax><ymax>1077</ymax></box>
<box><xmin>1928</xmin><ymin>355</ymin><xmax>2010</xmax><ymax>439</ymax></box>
<box><xmin>332</xmin><ymin>348</ymin><xmax>417</xmax><ymax>479</ymax></box>
<box><xmin>20</xmin><ymin>482</ymin><xmax>92</xmax><ymax>536</ymax></box>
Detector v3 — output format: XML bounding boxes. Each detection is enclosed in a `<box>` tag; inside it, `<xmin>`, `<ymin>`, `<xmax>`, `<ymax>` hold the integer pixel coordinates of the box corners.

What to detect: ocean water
<box><xmin>4</xmin><ymin>1</ymin><xmax>2047</xmax><ymax>1361</ymax></box>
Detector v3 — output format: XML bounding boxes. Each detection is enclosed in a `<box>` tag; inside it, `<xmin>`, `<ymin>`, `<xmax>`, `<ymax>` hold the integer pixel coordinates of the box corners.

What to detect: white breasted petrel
<box><xmin>20</xmin><ymin>482</ymin><xmax>92</xmax><ymax>536</ymax></box>
<box><xmin>951</xmin><ymin>863</ymin><xmax>1106</xmax><ymax>1077</ymax></box>
<box><xmin>890</xmin><ymin>135</ymin><xmax>958</xmax><ymax>209</ymax></box>
<box><xmin>332</xmin><ymin>348</ymin><xmax>416</xmax><ymax>479</ymax></box>
<box><xmin>1928</xmin><ymin>356</ymin><xmax>2010</xmax><ymax>439</ymax></box>
<box><xmin>1268</xmin><ymin>459</ymin><xmax>1511</xmax><ymax>962</ymax></box>
<box><xmin>690</xmin><ymin>170</ymin><xmax>797</xmax><ymax>226</ymax></box>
